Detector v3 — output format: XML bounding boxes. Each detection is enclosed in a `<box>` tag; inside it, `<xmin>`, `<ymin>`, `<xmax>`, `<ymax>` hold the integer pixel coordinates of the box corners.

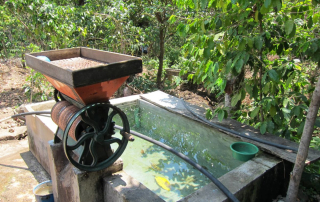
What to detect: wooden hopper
<box><xmin>25</xmin><ymin>47</ymin><xmax>142</xmax><ymax>105</ymax></box>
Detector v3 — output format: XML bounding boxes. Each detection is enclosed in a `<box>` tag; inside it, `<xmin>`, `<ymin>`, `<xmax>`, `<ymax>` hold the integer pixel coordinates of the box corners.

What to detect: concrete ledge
<box><xmin>104</xmin><ymin>171</ymin><xmax>164</xmax><ymax>202</ymax></box>
<box><xmin>179</xmin><ymin>153</ymin><xmax>290</xmax><ymax>202</ymax></box>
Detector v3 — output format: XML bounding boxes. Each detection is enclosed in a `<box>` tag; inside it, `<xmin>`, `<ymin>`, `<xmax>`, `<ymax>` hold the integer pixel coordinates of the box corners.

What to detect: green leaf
<box><xmin>308</xmin><ymin>16</ymin><xmax>313</xmax><ymax>29</ymax></box>
<box><xmin>187</xmin><ymin>0</ymin><xmax>195</xmax><ymax>9</ymax></box>
<box><xmin>283</xmin><ymin>98</ymin><xmax>289</xmax><ymax>107</ymax></box>
<box><xmin>212</xmin><ymin>62</ymin><xmax>219</xmax><ymax>74</ymax></box>
<box><xmin>206</xmin><ymin>109</ymin><xmax>213</xmax><ymax>119</ymax></box>
<box><xmin>254</xmin><ymin>36</ymin><xmax>263</xmax><ymax>51</ymax></box>
<box><xmin>177</xmin><ymin>23</ymin><xmax>187</xmax><ymax>37</ymax></box>
<box><xmin>235</xmin><ymin>59</ymin><xmax>244</xmax><ymax>73</ymax></box>
<box><xmin>275</xmin><ymin>0</ymin><xmax>282</xmax><ymax>11</ymax></box>
<box><xmin>218</xmin><ymin>110</ymin><xmax>225</xmax><ymax>122</ymax></box>
<box><xmin>260</xmin><ymin>4</ymin><xmax>270</xmax><ymax>14</ymax></box>
<box><xmin>281</xmin><ymin>108</ymin><xmax>291</xmax><ymax>114</ymax></box>
<box><xmin>268</xmin><ymin>69</ymin><xmax>279</xmax><ymax>82</ymax></box>
<box><xmin>204</xmin><ymin>48</ymin><xmax>211</xmax><ymax>59</ymax></box>
<box><xmin>217</xmin><ymin>78</ymin><xmax>227</xmax><ymax>91</ymax></box>
<box><xmin>201</xmin><ymin>74</ymin><xmax>207</xmax><ymax>82</ymax></box>
<box><xmin>288</xmin><ymin>23</ymin><xmax>296</xmax><ymax>38</ymax></box>
<box><xmin>260</xmin><ymin>121</ymin><xmax>267</xmax><ymax>134</ymax></box>
<box><xmin>169</xmin><ymin>15</ymin><xmax>177</xmax><ymax>24</ymax></box>
<box><xmin>290</xmin><ymin>118</ymin><xmax>298</xmax><ymax>128</ymax></box>
<box><xmin>245</xmin><ymin>83</ymin><xmax>253</xmax><ymax>97</ymax></box>
<box><xmin>273</xmin><ymin>114</ymin><xmax>281</xmax><ymax>125</ymax></box>
<box><xmin>297</xmin><ymin>121</ymin><xmax>305</xmax><ymax>135</ymax></box>
<box><xmin>263</xmin><ymin>82</ymin><xmax>270</xmax><ymax>94</ymax></box>
<box><xmin>270</xmin><ymin>105</ymin><xmax>277</xmax><ymax>117</ymax></box>
<box><xmin>285</xmin><ymin>20</ymin><xmax>294</xmax><ymax>35</ymax></box>
<box><xmin>200</xmin><ymin>0</ymin><xmax>208</xmax><ymax>9</ymax></box>
<box><xmin>264</xmin><ymin>0</ymin><xmax>271</xmax><ymax>8</ymax></box>
<box><xmin>252</xmin><ymin>86</ymin><xmax>259</xmax><ymax>99</ymax></box>
<box><xmin>293</xmin><ymin>106</ymin><xmax>300</xmax><ymax>116</ymax></box>
<box><xmin>250</xmin><ymin>107</ymin><xmax>260</xmax><ymax>118</ymax></box>
<box><xmin>262</xmin><ymin>72</ymin><xmax>268</xmax><ymax>83</ymax></box>
<box><xmin>225</xmin><ymin>59</ymin><xmax>232</xmax><ymax>74</ymax></box>
<box><xmin>205</xmin><ymin>60</ymin><xmax>213</xmax><ymax>73</ymax></box>
<box><xmin>208</xmin><ymin>39</ymin><xmax>214</xmax><ymax>49</ymax></box>
<box><xmin>277</xmin><ymin>43</ymin><xmax>284</xmax><ymax>55</ymax></box>
<box><xmin>311</xmin><ymin>42</ymin><xmax>318</xmax><ymax>53</ymax></box>
<box><xmin>247</xmin><ymin>38</ymin><xmax>254</xmax><ymax>48</ymax></box>
<box><xmin>267</xmin><ymin>121</ymin><xmax>275</xmax><ymax>133</ymax></box>
<box><xmin>285</xmin><ymin>73</ymin><xmax>295</xmax><ymax>88</ymax></box>
<box><xmin>231</xmin><ymin>93</ymin><xmax>241</xmax><ymax>107</ymax></box>
<box><xmin>241</xmin><ymin>89</ymin><xmax>246</xmax><ymax>100</ymax></box>
<box><xmin>315</xmin><ymin>118</ymin><xmax>320</xmax><ymax>128</ymax></box>
<box><xmin>238</xmin><ymin>38</ymin><xmax>246</xmax><ymax>51</ymax></box>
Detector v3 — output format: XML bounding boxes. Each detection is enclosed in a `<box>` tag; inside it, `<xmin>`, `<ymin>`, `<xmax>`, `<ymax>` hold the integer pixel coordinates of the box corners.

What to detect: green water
<box><xmin>112</xmin><ymin>102</ymin><xmax>243</xmax><ymax>201</ymax></box>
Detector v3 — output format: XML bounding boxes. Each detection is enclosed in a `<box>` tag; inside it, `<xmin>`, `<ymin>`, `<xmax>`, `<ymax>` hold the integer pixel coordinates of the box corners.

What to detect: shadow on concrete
<box><xmin>0</xmin><ymin>163</ymin><xmax>29</xmax><ymax>170</ymax></box>
<box><xmin>20</xmin><ymin>150</ymin><xmax>51</xmax><ymax>183</ymax></box>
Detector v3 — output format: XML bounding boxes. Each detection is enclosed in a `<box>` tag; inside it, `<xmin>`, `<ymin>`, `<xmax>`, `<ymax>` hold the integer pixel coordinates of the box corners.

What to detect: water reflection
<box><xmin>112</xmin><ymin>103</ymin><xmax>243</xmax><ymax>201</ymax></box>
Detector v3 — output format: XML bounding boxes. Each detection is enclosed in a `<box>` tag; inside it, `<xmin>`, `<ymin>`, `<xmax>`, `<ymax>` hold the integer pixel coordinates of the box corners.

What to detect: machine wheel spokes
<box><xmin>63</xmin><ymin>103</ymin><xmax>130</xmax><ymax>172</ymax></box>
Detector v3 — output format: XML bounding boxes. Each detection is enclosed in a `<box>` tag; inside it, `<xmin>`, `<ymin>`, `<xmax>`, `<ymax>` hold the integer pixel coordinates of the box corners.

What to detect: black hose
<box><xmin>182</xmin><ymin>100</ymin><xmax>298</xmax><ymax>152</ymax></box>
<box><xmin>0</xmin><ymin>111</ymin><xmax>51</xmax><ymax>122</ymax></box>
<box><xmin>114</xmin><ymin>125</ymin><xmax>240</xmax><ymax>202</ymax></box>
<box><xmin>11</xmin><ymin>111</ymin><xmax>51</xmax><ymax>118</ymax></box>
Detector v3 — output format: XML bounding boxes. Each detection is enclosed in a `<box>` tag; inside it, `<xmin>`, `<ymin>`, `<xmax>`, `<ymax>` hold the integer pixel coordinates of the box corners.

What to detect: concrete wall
<box><xmin>179</xmin><ymin>154</ymin><xmax>291</xmax><ymax>202</ymax></box>
<box><xmin>24</xmin><ymin>100</ymin><xmax>56</xmax><ymax>173</ymax></box>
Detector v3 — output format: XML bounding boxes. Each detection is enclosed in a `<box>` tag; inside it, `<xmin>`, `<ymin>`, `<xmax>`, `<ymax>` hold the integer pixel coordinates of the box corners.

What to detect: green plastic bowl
<box><xmin>230</xmin><ymin>142</ymin><xmax>259</xmax><ymax>161</ymax></box>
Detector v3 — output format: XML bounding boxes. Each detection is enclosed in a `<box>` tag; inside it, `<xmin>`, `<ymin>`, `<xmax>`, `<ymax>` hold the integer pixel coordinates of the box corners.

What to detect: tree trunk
<box><xmin>157</xmin><ymin>25</ymin><xmax>164</xmax><ymax>88</ymax></box>
<box><xmin>285</xmin><ymin>76</ymin><xmax>320</xmax><ymax>202</ymax></box>
<box><xmin>259</xmin><ymin>19</ymin><xmax>264</xmax><ymax>122</ymax></box>
<box><xmin>224</xmin><ymin>73</ymin><xmax>232</xmax><ymax>112</ymax></box>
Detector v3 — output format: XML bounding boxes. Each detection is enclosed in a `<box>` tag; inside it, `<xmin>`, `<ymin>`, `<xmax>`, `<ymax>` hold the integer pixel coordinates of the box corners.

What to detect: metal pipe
<box><xmin>114</xmin><ymin>125</ymin><xmax>240</xmax><ymax>202</ymax></box>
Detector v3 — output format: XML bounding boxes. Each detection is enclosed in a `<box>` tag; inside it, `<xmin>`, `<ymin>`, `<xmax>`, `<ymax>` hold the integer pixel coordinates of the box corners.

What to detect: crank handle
<box><xmin>120</xmin><ymin>130</ymin><xmax>135</xmax><ymax>142</ymax></box>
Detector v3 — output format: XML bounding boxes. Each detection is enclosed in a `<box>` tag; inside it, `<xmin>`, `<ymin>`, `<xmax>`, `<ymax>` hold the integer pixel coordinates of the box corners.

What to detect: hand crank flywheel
<box><xmin>60</xmin><ymin>102</ymin><xmax>130</xmax><ymax>172</ymax></box>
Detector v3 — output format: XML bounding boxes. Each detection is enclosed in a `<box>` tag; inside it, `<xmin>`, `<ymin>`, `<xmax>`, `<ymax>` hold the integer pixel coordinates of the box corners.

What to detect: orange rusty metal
<box><xmin>51</xmin><ymin>101</ymin><xmax>83</xmax><ymax>140</ymax></box>
<box><xmin>45</xmin><ymin>75</ymin><xmax>129</xmax><ymax>105</ymax></box>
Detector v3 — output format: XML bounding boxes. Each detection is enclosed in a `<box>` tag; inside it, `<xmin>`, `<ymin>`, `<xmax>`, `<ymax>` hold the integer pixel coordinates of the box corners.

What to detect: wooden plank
<box><xmin>80</xmin><ymin>47</ymin><xmax>141</xmax><ymax>63</ymax></box>
<box><xmin>30</xmin><ymin>48</ymin><xmax>80</xmax><ymax>61</ymax></box>
<box><xmin>140</xmin><ymin>91</ymin><xmax>320</xmax><ymax>164</ymax></box>
<box><xmin>25</xmin><ymin>53</ymin><xmax>74</xmax><ymax>86</ymax></box>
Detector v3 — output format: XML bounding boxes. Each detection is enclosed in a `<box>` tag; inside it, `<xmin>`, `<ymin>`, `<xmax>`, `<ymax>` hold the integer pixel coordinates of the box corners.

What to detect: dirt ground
<box><xmin>0</xmin><ymin>59</ymin><xmax>29</xmax><ymax>138</ymax></box>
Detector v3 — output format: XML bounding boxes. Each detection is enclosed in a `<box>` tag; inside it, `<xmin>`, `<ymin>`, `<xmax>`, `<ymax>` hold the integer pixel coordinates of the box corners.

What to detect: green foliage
<box><xmin>24</xmin><ymin>69</ymin><xmax>54</xmax><ymax>102</ymax></box>
<box><xmin>174</xmin><ymin>0</ymin><xmax>320</xmax><ymax>140</ymax></box>
<box><xmin>128</xmin><ymin>74</ymin><xmax>158</xmax><ymax>93</ymax></box>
